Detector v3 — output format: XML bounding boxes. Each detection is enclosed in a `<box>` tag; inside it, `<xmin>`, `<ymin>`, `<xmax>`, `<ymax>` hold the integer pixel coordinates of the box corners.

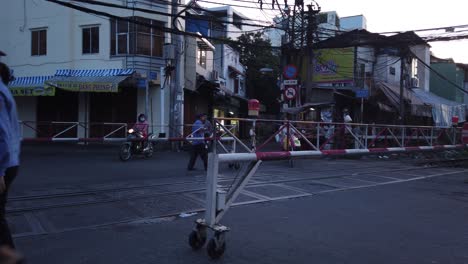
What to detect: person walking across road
<box><xmin>0</xmin><ymin>61</ymin><xmax>21</xmax><ymax>250</ymax></box>
<box><xmin>187</xmin><ymin>113</ymin><xmax>209</xmax><ymax>171</ymax></box>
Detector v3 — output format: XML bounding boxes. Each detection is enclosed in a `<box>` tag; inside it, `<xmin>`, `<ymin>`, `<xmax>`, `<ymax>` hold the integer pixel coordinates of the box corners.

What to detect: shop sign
<box><xmin>52</xmin><ymin>81</ymin><xmax>117</xmax><ymax>92</ymax></box>
<box><xmin>314</xmin><ymin>47</ymin><xmax>355</xmax><ymax>83</ymax></box>
<box><xmin>10</xmin><ymin>86</ymin><xmax>55</xmax><ymax>96</ymax></box>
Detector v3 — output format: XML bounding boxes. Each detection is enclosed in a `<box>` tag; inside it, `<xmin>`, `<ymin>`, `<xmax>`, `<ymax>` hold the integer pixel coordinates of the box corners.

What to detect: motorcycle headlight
<box><xmin>128</xmin><ymin>129</ymin><xmax>134</xmax><ymax>133</ymax></box>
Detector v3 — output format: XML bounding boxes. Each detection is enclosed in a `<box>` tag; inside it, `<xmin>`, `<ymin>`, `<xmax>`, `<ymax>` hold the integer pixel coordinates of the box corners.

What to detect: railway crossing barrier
<box><xmin>188</xmin><ymin>118</ymin><xmax>468</xmax><ymax>259</ymax></box>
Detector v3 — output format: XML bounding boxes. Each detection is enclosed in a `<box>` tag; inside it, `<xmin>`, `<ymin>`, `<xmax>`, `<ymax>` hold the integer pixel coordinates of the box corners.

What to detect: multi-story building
<box><xmin>184</xmin><ymin>2</ymin><xmax>248</xmax><ymax>125</ymax></box>
<box><xmin>340</xmin><ymin>15</ymin><xmax>367</xmax><ymax>31</ymax></box>
<box><xmin>430</xmin><ymin>56</ymin><xmax>466</xmax><ymax>103</ymax></box>
<box><xmin>1</xmin><ymin>0</ymin><xmax>178</xmax><ymax>138</ymax></box>
<box><xmin>303</xmin><ymin>30</ymin><xmax>465</xmax><ymax>126</ymax></box>
<box><xmin>316</xmin><ymin>11</ymin><xmax>340</xmax><ymax>41</ymax></box>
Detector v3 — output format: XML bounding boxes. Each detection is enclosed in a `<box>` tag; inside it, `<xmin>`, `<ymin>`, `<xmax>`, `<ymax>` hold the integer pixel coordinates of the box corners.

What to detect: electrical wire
<box><xmin>411</xmin><ymin>51</ymin><xmax>468</xmax><ymax>95</ymax></box>
<box><xmin>69</xmin><ymin>0</ymin><xmax>279</xmax><ymax>29</ymax></box>
<box><xmin>45</xmin><ymin>0</ymin><xmax>283</xmax><ymax>50</ymax></box>
<box><xmin>198</xmin><ymin>0</ymin><xmax>281</xmax><ymax>11</ymax></box>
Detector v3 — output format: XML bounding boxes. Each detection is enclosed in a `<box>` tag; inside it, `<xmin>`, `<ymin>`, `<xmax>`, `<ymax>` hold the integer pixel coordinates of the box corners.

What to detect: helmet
<box><xmin>138</xmin><ymin>113</ymin><xmax>146</xmax><ymax>122</ymax></box>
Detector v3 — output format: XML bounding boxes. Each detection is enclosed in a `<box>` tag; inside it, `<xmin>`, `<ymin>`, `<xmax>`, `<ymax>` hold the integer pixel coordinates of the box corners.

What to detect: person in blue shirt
<box><xmin>187</xmin><ymin>113</ymin><xmax>209</xmax><ymax>171</ymax></box>
<box><xmin>0</xmin><ymin>62</ymin><xmax>21</xmax><ymax>250</ymax></box>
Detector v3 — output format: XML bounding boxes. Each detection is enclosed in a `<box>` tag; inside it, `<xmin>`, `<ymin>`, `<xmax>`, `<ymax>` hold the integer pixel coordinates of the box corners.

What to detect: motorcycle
<box><xmin>119</xmin><ymin>128</ymin><xmax>154</xmax><ymax>161</ymax></box>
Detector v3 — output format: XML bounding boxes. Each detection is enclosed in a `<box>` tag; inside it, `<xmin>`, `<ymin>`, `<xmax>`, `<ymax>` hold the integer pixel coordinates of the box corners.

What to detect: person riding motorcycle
<box><xmin>132</xmin><ymin>114</ymin><xmax>149</xmax><ymax>149</ymax></box>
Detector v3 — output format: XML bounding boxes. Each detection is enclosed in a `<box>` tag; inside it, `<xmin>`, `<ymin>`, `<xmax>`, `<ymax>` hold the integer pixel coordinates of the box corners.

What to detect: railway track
<box><xmin>6</xmin><ymin>163</ymin><xmax>450</xmax><ymax>214</ymax></box>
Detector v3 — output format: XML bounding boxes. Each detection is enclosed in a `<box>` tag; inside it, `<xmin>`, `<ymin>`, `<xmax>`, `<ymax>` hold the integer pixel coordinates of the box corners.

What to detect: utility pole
<box><xmin>305</xmin><ymin>2</ymin><xmax>320</xmax><ymax>98</ymax></box>
<box><xmin>399</xmin><ymin>48</ymin><xmax>407</xmax><ymax>125</ymax></box>
<box><xmin>170</xmin><ymin>0</ymin><xmax>185</xmax><ymax>142</ymax></box>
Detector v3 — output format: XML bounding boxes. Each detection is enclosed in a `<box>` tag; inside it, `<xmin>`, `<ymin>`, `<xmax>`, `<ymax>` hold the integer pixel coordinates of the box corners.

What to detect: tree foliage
<box><xmin>232</xmin><ymin>32</ymin><xmax>281</xmax><ymax>114</ymax></box>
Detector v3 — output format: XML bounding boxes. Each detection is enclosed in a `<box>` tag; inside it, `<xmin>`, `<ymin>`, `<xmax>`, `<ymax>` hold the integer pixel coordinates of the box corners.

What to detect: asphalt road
<box><xmin>6</xmin><ymin>145</ymin><xmax>468</xmax><ymax>263</ymax></box>
<box><xmin>15</xmin><ymin>173</ymin><xmax>468</xmax><ymax>264</ymax></box>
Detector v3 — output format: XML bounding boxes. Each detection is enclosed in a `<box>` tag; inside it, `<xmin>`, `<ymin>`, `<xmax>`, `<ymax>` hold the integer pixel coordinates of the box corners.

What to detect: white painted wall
<box><xmin>77</xmin><ymin>93</ymin><xmax>90</xmax><ymax>138</ymax></box>
<box><xmin>375</xmin><ymin>54</ymin><xmax>402</xmax><ymax>86</ymax></box>
<box><xmin>340</xmin><ymin>15</ymin><xmax>367</xmax><ymax>31</ymax></box>
<box><xmin>410</xmin><ymin>45</ymin><xmax>431</xmax><ymax>91</ymax></box>
<box><xmin>15</xmin><ymin>97</ymin><xmax>37</xmax><ymax>138</ymax></box>
<box><xmin>137</xmin><ymin>83</ymin><xmax>170</xmax><ymax>135</ymax></box>
<box><xmin>196</xmin><ymin>47</ymin><xmax>214</xmax><ymax>80</ymax></box>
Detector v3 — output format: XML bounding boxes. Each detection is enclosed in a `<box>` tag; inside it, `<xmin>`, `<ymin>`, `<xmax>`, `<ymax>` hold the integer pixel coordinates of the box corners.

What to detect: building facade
<box><xmin>340</xmin><ymin>15</ymin><xmax>367</xmax><ymax>31</ymax></box>
<box><xmin>0</xmin><ymin>0</ymin><xmax>178</xmax><ymax>139</ymax></box>
<box><xmin>430</xmin><ymin>56</ymin><xmax>466</xmax><ymax>103</ymax></box>
<box><xmin>184</xmin><ymin>2</ymin><xmax>248</xmax><ymax>127</ymax></box>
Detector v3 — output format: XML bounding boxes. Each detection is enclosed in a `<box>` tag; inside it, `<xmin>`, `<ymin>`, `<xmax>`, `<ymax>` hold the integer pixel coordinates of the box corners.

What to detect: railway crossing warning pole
<box><xmin>463</xmin><ymin>123</ymin><xmax>468</xmax><ymax>144</ymax></box>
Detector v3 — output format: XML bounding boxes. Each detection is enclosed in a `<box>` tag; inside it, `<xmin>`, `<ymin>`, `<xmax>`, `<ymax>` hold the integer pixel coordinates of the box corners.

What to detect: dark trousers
<box><xmin>187</xmin><ymin>144</ymin><xmax>208</xmax><ymax>170</ymax></box>
<box><xmin>0</xmin><ymin>166</ymin><xmax>18</xmax><ymax>249</ymax></box>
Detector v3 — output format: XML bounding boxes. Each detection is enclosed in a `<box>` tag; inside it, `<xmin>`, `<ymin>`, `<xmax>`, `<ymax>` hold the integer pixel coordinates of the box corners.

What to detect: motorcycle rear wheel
<box><xmin>144</xmin><ymin>143</ymin><xmax>154</xmax><ymax>158</ymax></box>
<box><xmin>119</xmin><ymin>143</ymin><xmax>132</xmax><ymax>161</ymax></box>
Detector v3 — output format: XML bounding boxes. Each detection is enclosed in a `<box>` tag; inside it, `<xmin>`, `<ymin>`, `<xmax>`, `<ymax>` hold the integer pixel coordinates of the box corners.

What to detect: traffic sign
<box><xmin>284</xmin><ymin>87</ymin><xmax>297</xmax><ymax>100</ymax></box>
<box><xmin>355</xmin><ymin>89</ymin><xmax>369</xmax><ymax>98</ymax></box>
<box><xmin>149</xmin><ymin>71</ymin><xmax>158</xmax><ymax>80</ymax></box>
<box><xmin>463</xmin><ymin>123</ymin><xmax>468</xmax><ymax>144</ymax></box>
<box><xmin>137</xmin><ymin>79</ymin><xmax>147</xmax><ymax>89</ymax></box>
<box><xmin>283</xmin><ymin>79</ymin><xmax>298</xmax><ymax>85</ymax></box>
<box><xmin>283</xmin><ymin>64</ymin><xmax>298</xmax><ymax>79</ymax></box>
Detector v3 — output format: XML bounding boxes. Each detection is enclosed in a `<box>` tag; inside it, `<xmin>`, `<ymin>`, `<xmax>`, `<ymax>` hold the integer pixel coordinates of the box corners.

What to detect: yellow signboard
<box><xmin>10</xmin><ymin>86</ymin><xmax>55</xmax><ymax>96</ymax></box>
<box><xmin>52</xmin><ymin>81</ymin><xmax>117</xmax><ymax>92</ymax></box>
<box><xmin>313</xmin><ymin>47</ymin><xmax>355</xmax><ymax>83</ymax></box>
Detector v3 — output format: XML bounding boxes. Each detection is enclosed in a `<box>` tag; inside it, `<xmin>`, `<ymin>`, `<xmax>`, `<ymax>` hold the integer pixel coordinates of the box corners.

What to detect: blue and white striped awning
<box><xmin>9</xmin><ymin>76</ymin><xmax>55</xmax><ymax>96</ymax></box>
<box><xmin>55</xmin><ymin>69</ymin><xmax>135</xmax><ymax>77</ymax></box>
<box><xmin>9</xmin><ymin>76</ymin><xmax>54</xmax><ymax>87</ymax></box>
<box><xmin>47</xmin><ymin>68</ymin><xmax>135</xmax><ymax>93</ymax></box>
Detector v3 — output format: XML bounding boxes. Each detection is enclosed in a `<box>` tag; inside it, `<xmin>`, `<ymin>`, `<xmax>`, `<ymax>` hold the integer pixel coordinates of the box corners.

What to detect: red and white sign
<box><xmin>284</xmin><ymin>87</ymin><xmax>297</xmax><ymax>100</ymax></box>
<box><xmin>463</xmin><ymin>123</ymin><xmax>468</xmax><ymax>144</ymax></box>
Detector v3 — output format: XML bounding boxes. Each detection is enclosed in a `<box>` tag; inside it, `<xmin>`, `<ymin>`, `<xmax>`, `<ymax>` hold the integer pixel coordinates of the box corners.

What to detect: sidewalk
<box><xmin>15</xmin><ymin>173</ymin><xmax>468</xmax><ymax>264</ymax></box>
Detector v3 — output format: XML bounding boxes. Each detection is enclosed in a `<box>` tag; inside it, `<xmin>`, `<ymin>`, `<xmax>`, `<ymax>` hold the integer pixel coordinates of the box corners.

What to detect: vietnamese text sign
<box><xmin>355</xmin><ymin>89</ymin><xmax>369</xmax><ymax>98</ymax></box>
<box><xmin>314</xmin><ymin>47</ymin><xmax>355</xmax><ymax>83</ymax></box>
<box><xmin>53</xmin><ymin>81</ymin><xmax>117</xmax><ymax>92</ymax></box>
<box><xmin>284</xmin><ymin>79</ymin><xmax>298</xmax><ymax>85</ymax></box>
<box><xmin>10</xmin><ymin>86</ymin><xmax>55</xmax><ymax>96</ymax></box>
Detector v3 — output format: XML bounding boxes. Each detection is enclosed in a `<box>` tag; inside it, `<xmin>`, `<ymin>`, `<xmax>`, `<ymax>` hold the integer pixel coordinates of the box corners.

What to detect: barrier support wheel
<box><xmin>207</xmin><ymin>231</ymin><xmax>227</xmax><ymax>259</ymax></box>
<box><xmin>188</xmin><ymin>223</ymin><xmax>207</xmax><ymax>250</ymax></box>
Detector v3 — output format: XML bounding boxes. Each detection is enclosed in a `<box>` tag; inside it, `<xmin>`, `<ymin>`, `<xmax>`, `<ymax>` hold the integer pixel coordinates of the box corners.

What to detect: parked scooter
<box><xmin>119</xmin><ymin>128</ymin><xmax>154</xmax><ymax>161</ymax></box>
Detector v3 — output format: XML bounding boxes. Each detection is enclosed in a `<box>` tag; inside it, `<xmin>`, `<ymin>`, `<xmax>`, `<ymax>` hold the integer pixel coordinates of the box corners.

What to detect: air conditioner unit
<box><xmin>211</xmin><ymin>70</ymin><xmax>219</xmax><ymax>81</ymax></box>
<box><xmin>411</xmin><ymin>77</ymin><xmax>419</xmax><ymax>88</ymax></box>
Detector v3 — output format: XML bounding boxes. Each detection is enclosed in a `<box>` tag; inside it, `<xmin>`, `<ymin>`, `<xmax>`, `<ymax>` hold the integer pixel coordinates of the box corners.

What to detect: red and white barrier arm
<box><xmin>217</xmin><ymin>144</ymin><xmax>468</xmax><ymax>163</ymax></box>
<box><xmin>21</xmin><ymin>137</ymin><xmax>235</xmax><ymax>143</ymax></box>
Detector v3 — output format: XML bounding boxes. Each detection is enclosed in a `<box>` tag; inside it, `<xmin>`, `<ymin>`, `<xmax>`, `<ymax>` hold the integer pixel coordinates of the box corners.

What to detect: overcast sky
<box><xmin>201</xmin><ymin>0</ymin><xmax>468</xmax><ymax>63</ymax></box>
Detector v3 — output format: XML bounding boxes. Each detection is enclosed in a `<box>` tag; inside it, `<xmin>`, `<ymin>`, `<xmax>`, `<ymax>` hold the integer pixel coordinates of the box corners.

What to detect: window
<box><xmin>234</xmin><ymin>78</ymin><xmax>239</xmax><ymax>94</ymax></box>
<box><xmin>110</xmin><ymin>17</ymin><xmax>164</xmax><ymax>57</ymax></box>
<box><xmin>389</xmin><ymin>67</ymin><xmax>396</xmax><ymax>75</ymax></box>
<box><xmin>411</xmin><ymin>58</ymin><xmax>418</xmax><ymax>78</ymax></box>
<box><xmin>31</xmin><ymin>29</ymin><xmax>47</xmax><ymax>56</ymax></box>
<box><xmin>82</xmin><ymin>26</ymin><xmax>99</xmax><ymax>54</ymax></box>
<box><xmin>197</xmin><ymin>49</ymin><xmax>207</xmax><ymax>68</ymax></box>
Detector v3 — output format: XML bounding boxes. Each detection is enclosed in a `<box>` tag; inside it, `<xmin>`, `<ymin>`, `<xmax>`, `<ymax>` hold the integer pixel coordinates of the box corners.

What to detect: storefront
<box><xmin>8</xmin><ymin>76</ymin><xmax>55</xmax><ymax>138</ymax></box>
<box><xmin>45</xmin><ymin>69</ymin><xmax>137</xmax><ymax>138</ymax></box>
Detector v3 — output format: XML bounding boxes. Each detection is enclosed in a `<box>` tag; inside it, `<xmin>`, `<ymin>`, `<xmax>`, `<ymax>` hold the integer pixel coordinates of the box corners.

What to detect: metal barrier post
<box><xmin>364</xmin><ymin>124</ymin><xmax>369</xmax><ymax>149</ymax></box>
<box><xmin>205</xmin><ymin>153</ymin><xmax>219</xmax><ymax>227</ymax></box>
<box><xmin>401</xmin><ymin>128</ymin><xmax>406</xmax><ymax>147</ymax></box>
<box><xmin>430</xmin><ymin>127</ymin><xmax>434</xmax><ymax>146</ymax></box>
<box><xmin>316</xmin><ymin>125</ymin><xmax>320</xmax><ymax>148</ymax></box>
